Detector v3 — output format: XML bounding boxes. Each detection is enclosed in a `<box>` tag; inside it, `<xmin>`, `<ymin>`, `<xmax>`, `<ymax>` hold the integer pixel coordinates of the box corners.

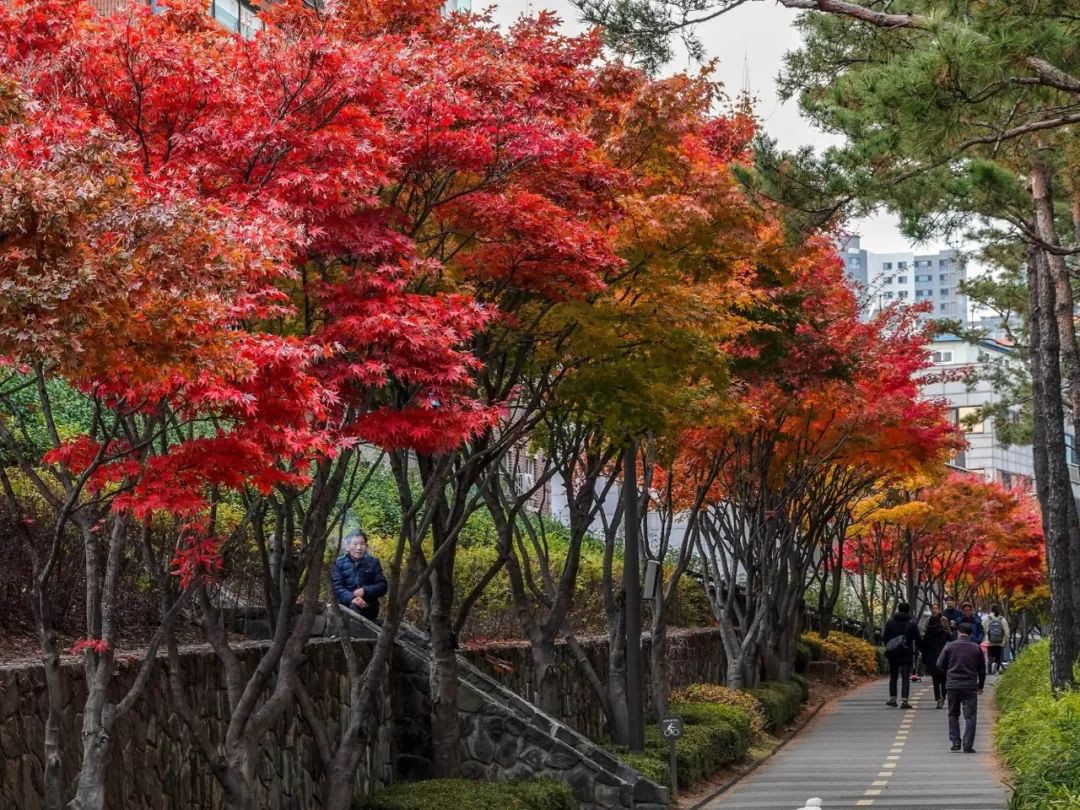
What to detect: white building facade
<box><xmin>839</xmin><ymin>237</ymin><xmax>968</xmax><ymax>325</ymax></box>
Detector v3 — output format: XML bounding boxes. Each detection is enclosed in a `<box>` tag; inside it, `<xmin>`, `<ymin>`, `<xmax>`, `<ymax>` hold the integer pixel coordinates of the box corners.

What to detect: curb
<box><xmin>686</xmin><ymin>681</ymin><xmax>857</xmax><ymax>810</ymax></box>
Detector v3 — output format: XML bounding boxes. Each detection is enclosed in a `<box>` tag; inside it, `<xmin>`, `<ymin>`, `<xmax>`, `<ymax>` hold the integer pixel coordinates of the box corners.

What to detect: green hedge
<box><xmin>994</xmin><ymin>641</ymin><xmax>1080</xmax><ymax>810</ymax></box>
<box><xmin>356</xmin><ymin>779</ymin><xmax>576</xmax><ymax>810</ymax></box>
<box><xmin>612</xmin><ymin>699</ymin><xmax>753</xmax><ymax>791</ymax></box>
<box><xmin>794</xmin><ymin>641</ymin><xmax>812</xmax><ymax>674</ymax></box>
<box><xmin>748</xmin><ymin>680</ymin><xmax>806</xmax><ymax>731</ymax></box>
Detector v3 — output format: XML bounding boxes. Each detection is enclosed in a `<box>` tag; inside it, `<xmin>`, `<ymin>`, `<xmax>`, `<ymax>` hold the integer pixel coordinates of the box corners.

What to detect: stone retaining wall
<box><xmin>462</xmin><ymin>628</ymin><xmax>728</xmax><ymax>740</ymax></box>
<box><xmin>1</xmin><ymin>625</ymin><xmax>731</xmax><ymax>809</ymax></box>
<box><xmin>0</xmin><ymin>639</ymin><xmax>391</xmax><ymax>810</ymax></box>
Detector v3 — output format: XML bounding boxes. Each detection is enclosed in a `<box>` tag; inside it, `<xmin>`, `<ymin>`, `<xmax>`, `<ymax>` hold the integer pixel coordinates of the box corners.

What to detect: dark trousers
<box><xmin>988</xmin><ymin>645</ymin><xmax>1004</xmax><ymax>674</ymax></box>
<box><xmin>931</xmin><ymin>672</ymin><xmax>947</xmax><ymax>701</ymax></box>
<box><xmin>889</xmin><ymin>660</ymin><xmax>911</xmax><ymax>699</ymax></box>
<box><xmin>947</xmin><ymin>688</ymin><xmax>978</xmax><ymax>748</ymax></box>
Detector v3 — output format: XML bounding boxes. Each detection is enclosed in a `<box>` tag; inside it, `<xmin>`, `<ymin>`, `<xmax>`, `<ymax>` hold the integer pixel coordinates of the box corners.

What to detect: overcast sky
<box><xmin>488</xmin><ymin>0</ymin><xmax>945</xmax><ymax>254</ymax></box>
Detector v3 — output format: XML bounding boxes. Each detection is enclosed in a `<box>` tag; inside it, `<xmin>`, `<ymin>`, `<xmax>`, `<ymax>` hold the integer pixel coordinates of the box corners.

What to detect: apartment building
<box><xmin>921</xmin><ymin>334</ymin><xmax>1080</xmax><ymax>502</ymax></box>
<box><xmin>839</xmin><ymin>236</ymin><xmax>968</xmax><ymax>325</ymax></box>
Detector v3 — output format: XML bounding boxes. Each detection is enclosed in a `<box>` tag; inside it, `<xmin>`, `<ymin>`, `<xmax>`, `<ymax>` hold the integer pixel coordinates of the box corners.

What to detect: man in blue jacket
<box><xmin>960</xmin><ymin>602</ymin><xmax>984</xmax><ymax>644</ymax></box>
<box><xmin>331</xmin><ymin>530</ymin><xmax>388</xmax><ymax>621</ymax></box>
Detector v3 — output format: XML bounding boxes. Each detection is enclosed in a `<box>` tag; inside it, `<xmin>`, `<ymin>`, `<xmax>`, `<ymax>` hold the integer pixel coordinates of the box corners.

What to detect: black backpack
<box><xmin>987</xmin><ymin>617</ymin><xmax>1005</xmax><ymax>644</ymax></box>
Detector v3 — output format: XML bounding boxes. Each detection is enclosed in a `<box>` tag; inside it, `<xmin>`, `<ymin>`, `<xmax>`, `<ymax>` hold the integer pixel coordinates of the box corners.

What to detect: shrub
<box><xmin>794</xmin><ymin>641</ymin><xmax>812</xmax><ymax>674</ymax></box>
<box><xmin>670</xmin><ymin>683</ymin><xmax>768</xmax><ymax>738</ymax></box>
<box><xmin>996</xmin><ymin>639</ymin><xmax>1055</xmax><ymax>715</ymax></box>
<box><xmin>611</xmin><ymin>698</ymin><xmax>753</xmax><ymax>790</ymax></box>
<box><xmin>356</xmin><ymin>779</ymin><xmax>576</xmax><ymax>810</ymax></box>
<box><xmin>801</xmin><ymin>631</ymin><xmax>877</xmax><ymax>677</ymax></box>
<box><xmin>993</xmin><ymin>641</ymin><xmax>1080</xmax><ymax>809</ymax></box>
<box><xmin>748</xmin><ymin>680</ymin><xmax>806</xmax><ymax>731</ymax></box>
<box><xmin>875</xmin><ymin>646</ymin><xmax>888</xmax><ymax>675</ymax></box>
<box><xmin>791</xmin><ymin>673</ymin><xmax>810</xmax><ymax>703</ymax></box>
<box><xmin>675</xmin><ymin>701</ymin><xmax>752</xmax><ymax>751</ymax></box>
<box><xmin>801</xmin><ymin>636</ymin><xmax>824</xmax><ymax>662</ymax></box>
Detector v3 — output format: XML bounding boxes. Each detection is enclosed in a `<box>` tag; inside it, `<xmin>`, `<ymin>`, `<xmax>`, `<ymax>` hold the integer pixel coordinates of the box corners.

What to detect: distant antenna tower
<box><xmin>741</xmin><ymin>51</ymin><xmax>751</xmax><ymax>97</ymax></box>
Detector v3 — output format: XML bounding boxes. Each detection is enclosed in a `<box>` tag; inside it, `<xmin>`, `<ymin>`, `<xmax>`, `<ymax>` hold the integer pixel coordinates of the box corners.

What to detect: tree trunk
<box><xmin>607</xmin><ymin>592</ymin><xmax>630</xmax><ymax>745</ymax></box>
<box><xmin>650</xmin><ymin>611</ymin><xmax>669</xmax><ymax>719</ymax></box>
<box><xmin>531</xmin><ymin>638</ymin><xmax>562</xmax><ymax>718</ymax></box>
<box><xmin>1025</xmin><ymin>227</ymin><xmax>1080</xmax><ymax>690</ymax></box>
<box><xmin>429</xmin><ymin>556</ymin><xmax>460</xmax><ymax>777</ymax></box>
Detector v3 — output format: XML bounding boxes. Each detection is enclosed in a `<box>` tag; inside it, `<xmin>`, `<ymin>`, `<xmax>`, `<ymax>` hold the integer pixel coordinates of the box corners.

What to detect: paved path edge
<box><xmin>687</xmin><ymin>679</ymin><xmax>861</xmax><ymax>810</ymax></box>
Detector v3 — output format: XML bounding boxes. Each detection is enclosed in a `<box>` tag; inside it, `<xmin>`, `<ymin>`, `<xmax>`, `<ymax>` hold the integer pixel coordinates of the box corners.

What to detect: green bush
<box><xmin>802</xmin><ymin>636</ymin><xmax>824</xmax><ymax>661</ymax></box>
<box><xmin>356</xmin><ymin>779</ymin><xmax>576</xmax><ymax>810</ymax></box>
<box><xmin>875</xmin><ymin>646</ymin><xmax>888</xmax><ymax>675</ymax></box>
<box><xmin>670</xmin><ymin>683</ymin><xmax>768</xmax><ymax>737</ymax></box>
<box><xmin>794</xmin><ymin>641</ymin><xmax>812</xmax><ymax>674</ymax></box>
<box><xmin>611</xmin><ymin>698</ymin><xmax>753</xmax><ymax>790</ymax></box>
<box><xmin>994</xmin><ymin>641</ymin><xmax>1080</xmax><ymax>809</ymax></box>
<box><xmin>996</xmin><ymin>639</ymin><xmax>1055</xmax><ymax>715</ymax></box>
<box><xmin>749</xmin><ymin>681</ymin><xmax>806</xmax><ymax>731</ymax></box>
<box><xmin>791</xmin><ymin>673</ymin><xmax>810</xmax><ymax>703</ymax></box>
<box><xmin>675</xmin><ymin>701</ymin><xmax>752</xmax><ymax>751</ymax></box>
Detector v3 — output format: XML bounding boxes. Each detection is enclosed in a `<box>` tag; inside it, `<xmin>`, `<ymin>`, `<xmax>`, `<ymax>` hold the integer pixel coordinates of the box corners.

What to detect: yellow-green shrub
<box><xmin>801</xmin><ymin>631</ymin><xmax>877</xmax><ymax>677</ymax></box>
<box><xmin>671</xmin><ymin>683</ymin><xmax>768</xmax><ymax>738</ymax></box>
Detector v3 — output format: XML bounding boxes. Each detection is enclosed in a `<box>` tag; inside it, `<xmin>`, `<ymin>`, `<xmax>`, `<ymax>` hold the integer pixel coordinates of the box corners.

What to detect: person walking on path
<box><xmin>920</xmin><ymin>612</ymin><xmax>951</xmax><ymax>709</ymax></box>
<box><xmin>943</xmin><ymin>595</ymin><xmax>963</xmax><ymax>638</ymax></box>
<box><xmin>983</xmin><ymin>605</ymin><xmax>1010</xmax><ymax>674</ymax></box>
<box><xmin>883</xmin><ymin>602</ymin><xmax>921</xmax><ymax>708</ymax></box>
<box><xmin>937</xmin><ymin>622</ymin><xmax>987</xmax><ymax>753</ymax></box>
<box><xmin>961</xmin><ymin>601</ymin><xmax>985</xmax><ymax>644</ymax></box>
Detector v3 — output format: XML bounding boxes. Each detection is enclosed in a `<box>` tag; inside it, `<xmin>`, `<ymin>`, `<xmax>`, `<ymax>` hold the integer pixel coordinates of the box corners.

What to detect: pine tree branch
<box><xmin>774</xmin><ymin>0</ymin><xmax>1080</xmax><ymax>96</ymax></box>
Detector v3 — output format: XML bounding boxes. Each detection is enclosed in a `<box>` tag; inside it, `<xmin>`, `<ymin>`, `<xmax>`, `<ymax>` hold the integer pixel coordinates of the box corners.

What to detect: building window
<box><xmin>939</xmin><ymin>302</ymin><xmax>951</xmax><ymax>312</ymax></box>
<box><xmin>915</xmin><ymin>259</ymin><xmax>932</xmax><ymax>268</ymax></box>
<box><xmin>940</xmin><ymin>258</ymin><xmax>951</xmax><ymax>266</ymax></box>
<box><xmin>932</xmin><ymin>351</ymin><xmax>953</xmax><ymax>364</ymax></box>
<box><xmin>883</xmin><ymin>291</ymin><xmax>894</xmax><ymax>299</ymax></box>
<box><xmin>211</xmin><ymin>0</ymin><xmax>262</xmax><ymax>38</ymax></box>
<box><xmin>915</xmin><ymin>289</ymin><xmax>932</xmax><ymax>298</ymax></box>
<box><xmin>898</xmin><ymin>261</ymin><xmax>908</xmax><ymax>269</ymax></box>
<box><xmin>898</xmin><ymin>291</ymin><xmax>908</xmax><ymax>299</ymax></box>
<box><xmin>849</xmin><ymin>258</ymin><xmax>861</xmax><ymax>267</ymax></box>
<box><xmin>883</xmin><ymin>262</ymin><xmax>892</xmax><ymax>270</ymax></box>
<box><xmin>1068</xmin><ymin>435</ymin><xmax>1079</xmax><ymax>466</ymax></box>
<box><xmin>897</xmin><ymin>275</ymin><xmax>908</xmax><ymax>283</ymax></box>
<box><xmin>883</xmin><ymin>276</ymin><xmax>894</xmax><ymax>284</ymax></box>
<box><xmin>915</xmin><ymin>274</ymin><xmax>932</xmax><ymax>282</ymax></box>
<box><xmin>956</xmin><ymin>406</ymin><xmax>985</xmax><ymax>433</ymax></box>
<box><xmin>939</xmin><ymin>273</ymin><xmax>949</xmax><ymax>282</ymax></box>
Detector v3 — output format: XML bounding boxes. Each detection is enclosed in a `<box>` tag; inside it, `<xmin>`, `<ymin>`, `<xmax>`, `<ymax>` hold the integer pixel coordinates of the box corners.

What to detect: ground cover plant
<box><xmin>995</xmin><ymin>641</ymin><xmax>1080</xmax><ymax>809</ymax></box>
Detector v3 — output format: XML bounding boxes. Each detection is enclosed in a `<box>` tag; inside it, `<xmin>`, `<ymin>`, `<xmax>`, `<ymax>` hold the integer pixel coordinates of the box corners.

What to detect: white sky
<box><xmin>488</xmin><ymin>0</ymin><xmax>944</xmax><ymax>253</ymax></box>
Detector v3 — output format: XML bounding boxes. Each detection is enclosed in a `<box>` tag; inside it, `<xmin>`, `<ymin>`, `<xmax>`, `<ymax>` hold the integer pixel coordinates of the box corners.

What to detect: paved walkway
<box><xmin>704</xmin><ymin>677</ymin><xmax>1010</xmax><ymax>810</ymax></box>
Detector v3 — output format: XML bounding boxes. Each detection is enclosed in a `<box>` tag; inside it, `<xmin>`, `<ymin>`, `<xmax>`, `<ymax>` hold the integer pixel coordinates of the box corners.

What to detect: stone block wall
<box><xmin>1</xmin><ymin>622</ymin><xmax>736</xmax><ymax>809</ymax></box>
<box><xmin>0</xmin><ymin>639</ymin><xmax>391</xmax><ymax>810</ymax></box>
<box><xmin>384</xmin><ymin>620</ymin><xmax>670</xmax><ymax>810</ymax></box>
<box><xmin>462</xmin><ymin>628</ymin><xmax>727</xmax><ymax>740</ymax></box>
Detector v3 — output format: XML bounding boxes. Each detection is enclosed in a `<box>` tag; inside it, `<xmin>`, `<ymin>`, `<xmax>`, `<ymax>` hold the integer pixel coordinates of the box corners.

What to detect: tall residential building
<box><xmin>920</xmin><ymin>334</ymin><xmax>1080</xmax><ymax>502</ymax></box>
<box><xmin>839</xmin><ymin>237</ymin><xmax>968</xmax><ymax>325</ymax></box>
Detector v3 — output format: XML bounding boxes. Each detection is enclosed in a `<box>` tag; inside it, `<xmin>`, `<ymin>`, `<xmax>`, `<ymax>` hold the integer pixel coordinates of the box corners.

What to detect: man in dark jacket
<box><xmin>331</xmin><ymin>530</ymin><xmax>388</xmax><ymax>621</ymax></box>
<box><xmin>961</xmin><ymin>602</ymin><xmax>985</xmax><ymax>644</ymax></box>
<box><xmin>937</xmin><ymin>622</ymin><xmax>987</xmax><ymax>753</ymax></box>
<box><xmin>883</xmin><ymin>602</ymin><xmax>921</xmax><ymax>709</ymax></box>
<box><xmin>943</xmin><ymin>595</ymin><xmax>964</xmax><ymax>638</ymax></box>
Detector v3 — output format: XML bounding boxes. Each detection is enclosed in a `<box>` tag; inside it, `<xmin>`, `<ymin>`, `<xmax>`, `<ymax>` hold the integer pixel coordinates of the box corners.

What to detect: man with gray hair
<box><xmin>331</xmin><ymin>530</ymin><xmax>388</xmax><ymax>621</ymax></box>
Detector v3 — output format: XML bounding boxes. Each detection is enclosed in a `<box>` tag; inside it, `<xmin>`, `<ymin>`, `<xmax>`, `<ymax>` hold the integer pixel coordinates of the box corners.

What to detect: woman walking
<box><xmin>921</xmin><ymin>612</ymin><xmax>951</xmax><ymax>709</ymax></box>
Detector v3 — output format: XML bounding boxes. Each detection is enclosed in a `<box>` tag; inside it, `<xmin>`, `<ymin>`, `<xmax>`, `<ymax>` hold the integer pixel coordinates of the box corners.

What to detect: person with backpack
<box><xmin>982</xmin><ymin>604</ymin><xmax>1010</xmax><ymax>674</ymax></box>
<box><xmin>920</xmin><ymin>613</ymin><xmax>951</xmax><ymax>709</ymax></box>
<box><xmin>883</xmin><ymin>602</ymin><xmax>921</xmax><ymax>708</ymax></box>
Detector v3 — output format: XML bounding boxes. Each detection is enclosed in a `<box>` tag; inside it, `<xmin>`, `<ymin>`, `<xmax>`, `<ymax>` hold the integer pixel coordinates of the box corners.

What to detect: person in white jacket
<box><xmin>982</xmin><ymin>605</ymin><xmax>1009</xmax><ymax>674</ymax></box>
